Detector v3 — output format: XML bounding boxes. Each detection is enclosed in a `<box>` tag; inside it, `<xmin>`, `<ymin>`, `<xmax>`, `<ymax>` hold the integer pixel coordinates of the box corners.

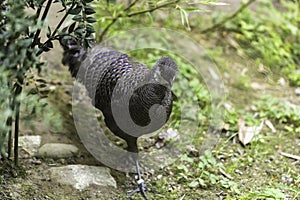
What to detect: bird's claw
<box><xmin>127</xmin><ymin>179</ymin><xmax>156</xmax><ymax>200</ymax></box>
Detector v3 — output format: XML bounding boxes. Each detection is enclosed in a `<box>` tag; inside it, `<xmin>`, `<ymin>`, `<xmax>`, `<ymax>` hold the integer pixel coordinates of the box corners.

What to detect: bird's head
<box><xmin>153</xmin><ymin>57</ymin><xmax>178</xmax><ymax>87</ymax></box>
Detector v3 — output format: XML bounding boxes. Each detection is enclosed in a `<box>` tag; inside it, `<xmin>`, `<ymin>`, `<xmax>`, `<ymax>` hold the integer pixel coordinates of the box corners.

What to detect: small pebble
<box><xmin>295</xmin><ymin>88</ymin><xmax>300</xmax><ymax>96</ymax></box>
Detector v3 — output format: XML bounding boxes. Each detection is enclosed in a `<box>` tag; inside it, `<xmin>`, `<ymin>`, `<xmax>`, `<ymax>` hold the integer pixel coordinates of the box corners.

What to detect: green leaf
<box><xmin>84</xmin><ymin>5</ymin><xmax>96</xmax><ymax>15</ymax></box>
<box><xmin>184</xmin><ymin>7</ymin><xmax>206</xmax><ymax>12</ymax></box>
<box><xmin>69</xmin><ymin>6</ymin><xmax>82</xmax><ymax>15</ymax></box>
<box><xmin>75</xmin><ymin>28</ymin><xmax>86</xmax><ymax>36</ymax></box>
<box><xmin>78</xmin><ymin>22</ymin><xmax>85</xmax><ymax>28</ymax></box>
<box><xmin>72</xmin><ymin>15</ymin><xmax>83</xmax><ymax>21</ymax></box>
<box><xmin>189</xmin><ymin>180</ymin><xmax>199</xmax><ymax>188</ymax></box>
<box><xmin>61</xmin><ymin>26</ymin><xmax>68</xmax><ymax>33</ymax></box>
<box><xmin>86</xmin><ymin>16</ymin><xmax>97</xmax><ymax>23</ymax></box>
<box><xmin>86</xmin><ymin>24</ymin><xmax>95</xmax><ymax>33</ymax></box>
<box><xmin>68</xmin><ymin>22</ymin><xmax>76</xmax><ymax>33</ymax></box>
<box><xmin>46</xmin><ymin>26</ymin><xmax>51</xmax><ymax>38</ymax></box>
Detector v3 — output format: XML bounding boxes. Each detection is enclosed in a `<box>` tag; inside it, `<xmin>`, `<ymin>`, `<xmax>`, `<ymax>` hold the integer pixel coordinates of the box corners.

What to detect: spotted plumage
<box><xmin>61</xmin><ymin>38</ymin><xmax>178</xmax><ymax>199</ymax></box>
<box><xmin>61</xmin><ymin>40</ymin><xmax>178</xmax><ymax>153</ymax></box>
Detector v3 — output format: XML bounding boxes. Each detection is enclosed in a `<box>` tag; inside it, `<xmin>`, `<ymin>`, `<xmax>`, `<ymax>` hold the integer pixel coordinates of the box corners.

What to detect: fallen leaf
<box><xmin>265</xmin><ymin>120</ymin><xmax>276</xmax><ymax>133</ymax></box>
<box><xmin>238</xmin><ymin>118</ymin><xmax>264</xmax><ymax>145</ymax></box>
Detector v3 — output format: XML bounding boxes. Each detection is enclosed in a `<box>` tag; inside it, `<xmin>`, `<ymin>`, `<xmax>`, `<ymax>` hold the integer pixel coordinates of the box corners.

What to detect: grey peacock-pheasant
<box><xmin>61</xmin><ymin>38</ymin><xmax>178</xmax><ymax>199</ymax></box>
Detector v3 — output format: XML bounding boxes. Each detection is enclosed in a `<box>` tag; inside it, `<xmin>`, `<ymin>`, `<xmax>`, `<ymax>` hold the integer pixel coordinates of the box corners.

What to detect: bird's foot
<box><xmin>127</xmin><ymin>178</ymin><xmax>156</xmax><ymax>200</ymax></box>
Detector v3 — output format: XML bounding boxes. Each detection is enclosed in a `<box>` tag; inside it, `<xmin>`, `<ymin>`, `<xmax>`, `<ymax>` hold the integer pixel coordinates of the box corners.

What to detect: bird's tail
<box><xmin>60</xmin><ymin>38</ymin><xmax>87</xmax><ymax>78</ymax></box>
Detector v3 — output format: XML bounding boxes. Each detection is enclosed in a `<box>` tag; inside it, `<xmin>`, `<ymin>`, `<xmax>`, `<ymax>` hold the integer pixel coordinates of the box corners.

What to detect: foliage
<box><xmin>251</xmin><ymin>188</ymin><xmax>286</xmax><ymax>199</ymax></box>
<box><xmin>220</xmin><ymin>0</ymin><xmax>300</xmax><ymax>85</ymax></box>
<box><xmin>92</xmin><ymin>0</ymin><xmax>219</xmax><ymax>41</ymax></box>
<box><xmin>0</xmin><ymin>0</ymin><xmax>96</xmax><ymax>164</ymax></box>
<box><xmin>222</xmin><ymin>94</ymin><xmax>300</xmax><ymax>134</ymax></box>
<box><xmin>0</xmin><ymin>0</ymin><xmax>41</xmax><ymax>159</ymax></box>
<box><xmin>254</xmin><ymin>95</ymin><xmax>300</xmax><ymax>133</ymax></box>
<box><xmin>21</xmin><ymin>76</ymin><xmax>63</xmax><ymax>131</ymax></box>
<box><xmin>175</xmin><ymin>151</ymin><xmax>240</xmax><ymax>194</ymax></box>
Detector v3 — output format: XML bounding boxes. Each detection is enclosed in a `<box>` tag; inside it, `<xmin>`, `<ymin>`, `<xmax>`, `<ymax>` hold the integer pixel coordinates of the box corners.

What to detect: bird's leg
<box><xmin>126</xmin><ymin>138</ymin><xmax>156</xmax><ymax>199</ymax></box>
<box><xmin>127</xmin><ymin>159</ymin><xmax>156</xmax><ymax>200</ymax></box>
<box><xmin>127</xmin><ymin>160</ymin><xmax>148</xmax><ymax>199</ymax></box>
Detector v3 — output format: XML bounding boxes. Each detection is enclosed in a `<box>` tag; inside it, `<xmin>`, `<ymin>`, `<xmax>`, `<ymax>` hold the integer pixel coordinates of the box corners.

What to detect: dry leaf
<box><xmin>238</xmin><ymin>118</ymin><xmax>264</xmax><ymax>145</ymax></box>
<box><xmin>265</xmin><ymin>120</ymin><xmax>276</xmax><ymax>133</ymax></box>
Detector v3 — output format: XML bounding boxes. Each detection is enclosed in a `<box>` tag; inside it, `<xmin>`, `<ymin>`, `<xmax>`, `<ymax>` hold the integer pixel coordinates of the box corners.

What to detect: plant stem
<box><xmin>127</xmin><ymin>0</ymin><xmax>179</xmax><ymax>17</ymax></box>
<box><xmin>99</xmin><ymin>0</ymin><xmax>140</xmax><ymax>42</ymax></box>
<box><xmin>31</xmin><ymin>0</ymin><xmax>53</xmax><ymax>48</ymax></box>
<box><xmin>51</xmin><ymin>2</ymin><xmax>75</xmax><ymax>37</ymax></box>
<box><xmin>6</xmin><ymin>94</ymin><xmax>13</xmax><ymax>158</ymax></box>
<box><xmin>99</xmin><ymin>18</ymin><xmax>117</xmax><ymax>42</ymax></box>
<box><xmin>36</xmin><ymin>1</ymin><xmax>76</xmax><ymax>56</ymax></box>
<box><xmin>124</xmin><ymin>0</ymin><xmax>139</xmax><ymax>12</ymax></box>
<box><xmin>200</xmin><ymin>0</ymin><xmax>256</xmax><ymax>34</ymax></box>
<box><xmin>13</xmin><ymin>80</ymin><xmax>23</xmax><ymax>166</ymax></box>
<box><xmin>99</xmin><ymin>0</ymin><xmax>179</xmax><ymax>41</ymax></box>
<box><xmin>35</xmin><ymin>0</ymin><xmax>45</xmax><ymax>21</ymax></box>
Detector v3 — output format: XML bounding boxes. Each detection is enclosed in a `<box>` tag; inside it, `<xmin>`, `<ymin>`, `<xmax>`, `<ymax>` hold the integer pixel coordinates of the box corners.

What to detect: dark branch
<box><xmin>31</xmin><ymin>0</ymin><xmax>53</xmax><ymax>48</ymax></box>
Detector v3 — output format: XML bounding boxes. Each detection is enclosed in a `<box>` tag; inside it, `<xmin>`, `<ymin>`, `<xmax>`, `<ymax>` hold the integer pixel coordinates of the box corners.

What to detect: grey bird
<box><xmin>61</xmin><ymin>38</ymin><xmax>178</xmax><ymax>199</ymax></box>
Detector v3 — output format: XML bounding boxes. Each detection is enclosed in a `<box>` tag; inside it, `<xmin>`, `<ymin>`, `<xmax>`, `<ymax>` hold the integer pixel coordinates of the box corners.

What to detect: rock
<box><xmin>19</xmin><ymin>135</ymin><xmax>42</xmax><ymax>156</ymax></box>
<box><xmin>158</xmin><ymin>128</ymin><xmax>179</xmax><ymax>141</ymax></box>
<box><xmin>49</xmin><ymin>165</ymin><xmax>117</xmax><ymax>190</ymax></box>
<box><xmin>295</xmin><ymin>88</ymin><xmax>300</xmax><ymax>96</ymax></box>
<box><xmin>250</xmin><ymin>82</ymin><xmax>265</xmax><ymax>90</ymax></box>
<box><xmin>37</xmin><ymin>143</ymin><xmax>79</xmax><ymax>158</ymax></box>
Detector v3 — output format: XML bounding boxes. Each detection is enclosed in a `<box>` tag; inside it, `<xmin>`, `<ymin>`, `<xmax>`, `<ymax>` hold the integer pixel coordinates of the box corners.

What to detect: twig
<box><xmin>36</xmin><ymin>1</ymin><xmax>76</xmax><ymax>56</ymax></box>
<box><xmin>31</xmin><ymin>0</ymin><xmax>53</xmax><ymax>48</ymax></box>
<box><xmin>98</xmin><ymin>0</ymin><xmax>179</xmax><ymax>41</ymax></box>
<box><xmin>6</xmin><ymin>93</ymin><xmax>13</xmax><ymax>158</ymax></box>
<box><xmin>219</xmin><ymin>168</ymin><xmax>233</xmax><ymax>180</ymax></box>
<box><xmin>50</xmin><ymin>2</ymin><xmax>75</xmax><ymax>37</ymax></box>
<box><xmin>99</xmin><ymin>18</ymin><xmax>117</xmax><ymax>42</ymax></box>
<box><xmin>200</xmin><ymin>0</ymin><xmax>256</xmax><ymax>34</ymax></box>
<box><xmin>279</xmin><ymin>151</ymin><xmax>300</xmax><ymax>161</ymax></box>
<box><xmin>35</xmin><ymin>0</ymin><xmax>44</xmax><ymax>21</ymax></box>
<box><xmin>124</xmin><ymin>0</ymin><xmax>139</xmax><ymax>12</ymax></box>
<box><xmin>13</xmin><ymin>79</ymin><xmax>23</xmax><ymax>166</ymax></box>
<box><xmin>99</xmin><ymin>0</ymin><xmax>140</xmax><ymax>42</ymax></box>
<box><xmin>127</xmin><ymin>0</ymin><xmax>179</xmax><ymax>17</ymax></box>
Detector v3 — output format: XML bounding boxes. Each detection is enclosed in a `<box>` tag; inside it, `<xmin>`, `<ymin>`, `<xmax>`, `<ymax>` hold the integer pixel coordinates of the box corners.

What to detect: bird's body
<box><xmin>61</xmin><ymin>39</ymin><xmax>178</xmax><ymax>199</ymax></box>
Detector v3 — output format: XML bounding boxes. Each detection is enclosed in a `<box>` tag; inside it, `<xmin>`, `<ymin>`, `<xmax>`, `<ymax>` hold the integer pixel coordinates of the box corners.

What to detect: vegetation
<box><xmin>1</xmin><ymin>0</ymin><xmax>300</xmax><ymax>199</ymax></box>
<box><xmin>0</xmin><ymin>0</ymin><xmax>96</xmax><ymax>164</ymax></box>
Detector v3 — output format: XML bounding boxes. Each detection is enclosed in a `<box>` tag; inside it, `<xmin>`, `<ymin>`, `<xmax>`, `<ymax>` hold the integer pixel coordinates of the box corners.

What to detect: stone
<box><xmin>295</xmin><ymin>88</ymin><xmax>300</xmax><ymax>96</ymax></box>
<box><xmin>49</xmin><ymin>165</ymin><xmax>117</xmax><ymax>190</ymax></box>
<box><xmin>37</xmin><ymin>143</ymin><xmax>78</xmax><ymax>158</ymax></box>
<box><xmin>19</xmin><ymin>135</ymin><xmax>42</xmax><ymax>156</ymax></box>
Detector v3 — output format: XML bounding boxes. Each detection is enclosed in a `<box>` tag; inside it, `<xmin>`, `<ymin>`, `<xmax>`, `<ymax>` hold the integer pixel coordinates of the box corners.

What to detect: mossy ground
<box><xmin>1</xmin><ymin>4</ymin><xmax>300</xmax><ymax>199</ymax></box>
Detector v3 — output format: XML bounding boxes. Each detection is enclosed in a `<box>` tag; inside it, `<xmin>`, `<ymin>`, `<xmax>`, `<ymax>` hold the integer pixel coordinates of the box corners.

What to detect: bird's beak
<box><xmin>168</xmin><ymin>76</ymin><xmax>175</xmax><ymax>87</ymax></box>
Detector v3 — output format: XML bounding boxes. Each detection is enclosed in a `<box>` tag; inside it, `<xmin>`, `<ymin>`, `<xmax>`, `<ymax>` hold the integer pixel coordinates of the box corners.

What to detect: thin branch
<box><xmin>35</xmin><ymin>0</ymin><xmax>46</xmax><ymax>21</ymax></box>
<box><xmin>127</xmin><ymin>0</ymin><xmax>179</xmax><ymax>17</ymax></box>
<box><xmin>280</xmin><ymin>151</ymin><xmax>300</xmax><ymax>161</ymax></box>
<box><xmin>99</xmin><ymin>0</ymin><xmax>179</xmax><ymax>41</ymax></box>
<box><xmin>36</xmin><ymin>2</ymin><xmax>76</xmax><ymax>56</ymax></box>
<box><xmin>6</xmin><ymin>93</ymin><xmax>13</xmax><ymax>158</ymax></box>
<box><xmin>124</xmin><ymin>0</ymin><xmax>139</xmax><ymax>12</ymax></box>
<box><xmin>99</xmin><ymin>0</ymin><xmax>140</xmax><ymax>42</ymax></box>
<box><xmin>31</xmin><ymin>0</ymin><xmax>53</xmax><ymax>48</ymax></box>
<box><xmin>51</xmin><ymin>2</ymin><xmax>76</xmax><ymax>37</ymax></box>
<box><xmin>13</xmin><ymin>79</ymin><xmax>23</xmax><ymax>166</ymax></box>
<box><xmin>200</xmin><ymin>0</ymin><xmax>256</xmax><ymax>34</ymax></box>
